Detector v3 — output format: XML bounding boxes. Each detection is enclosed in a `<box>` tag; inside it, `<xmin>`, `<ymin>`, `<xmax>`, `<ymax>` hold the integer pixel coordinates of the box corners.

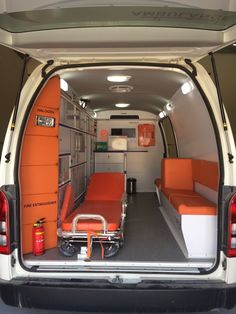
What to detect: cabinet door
<box><xmin>80</xmin><ymin>111</ymin><xmax>85</xmax><ymax>131</ymax></box>
<box><xmin>59</xmin><ymin>155</ymin><xmax>70</xmax><ymax>186</ymax></box>
<box><xmin>63</xmin><ymin>100</ymin><xmax>75</xmax><ymax>128</ymax></box>
<box><xmin>71</xmin><ymin>164</ymin><xmax>86</xmax><ymax>198</ymax></box>
<box><xmin>78</xmin><ymin>163</ymin><xmax>86</xmax><ymax>196</ymax></box>
<box><xmin>75</xmin><ymin>108</ymin><xmax>80</xmax><ymax>130</ymax></box>
<box><xmin>95</xmin><ymin>163</ymin><xmax>123</xmax><ymax>172</ymax></box>
<box><xmin>77</xmin><ymin>133</ymin><xmax>85</xmax><ymax>163</ymax></box>
<box><xmin>70</xmin><ymin>130</ymin><xmax>77</xmax><ymax>166</ymax></box>
<box><xmin>70</xmin><ymin>131</ymin><xmax>86</xmax><ymax>165</ymax></box>
<box><xmin>59</xmin><ymin>127</ymin><xmax>70</xmax><ymax>154</ymax></box>
<box><xmin>95</xmin><ymin>153</ymin><xmax>124</xmax><ymax>164</ymax></box>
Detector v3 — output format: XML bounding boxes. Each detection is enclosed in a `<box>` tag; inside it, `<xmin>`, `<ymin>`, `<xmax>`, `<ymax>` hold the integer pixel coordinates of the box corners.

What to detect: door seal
<box><xmin>42</xmin><ymin>60</ymin><xmax>54</xmax><ymax>78</ymax></box>
<box><xmin>5</xmin><ymin>53</ymin><xmax>29</xmax><ymax>163</ymax></box>
<box><xmin>185</xmin><ymin>59</ymin><xmax>197</xmax><ymax>77</ymax></box>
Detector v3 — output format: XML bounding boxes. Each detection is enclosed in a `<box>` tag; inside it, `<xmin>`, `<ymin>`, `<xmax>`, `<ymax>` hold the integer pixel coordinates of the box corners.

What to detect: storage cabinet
<box><xmin>59</xmin><ymin>92</ymin><xmax>96</xmax><ymax>202</ymax></box>
<box><xmin>95</xmin><ymin>152</ymin><xmax>124</xmax><ymax>173</ymax></box>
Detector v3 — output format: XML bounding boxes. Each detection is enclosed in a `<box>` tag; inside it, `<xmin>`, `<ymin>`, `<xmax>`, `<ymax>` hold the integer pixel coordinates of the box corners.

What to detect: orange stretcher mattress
<box><xmin>62</xmin><ymin>200</ymin><xmax>122</xmax><ymax>232</ymax></box>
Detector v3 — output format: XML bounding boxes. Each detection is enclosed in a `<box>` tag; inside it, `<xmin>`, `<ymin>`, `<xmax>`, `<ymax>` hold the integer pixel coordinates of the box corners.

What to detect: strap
<box><xmin>86</xmin><ymin>231</ymin><xmax>104</xmax><ymax>259</ymax></box>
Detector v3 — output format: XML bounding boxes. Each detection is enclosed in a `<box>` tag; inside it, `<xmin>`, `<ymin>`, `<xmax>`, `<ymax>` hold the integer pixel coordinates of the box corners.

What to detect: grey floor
<box><xmin>112</xmin><ymin>192</ymin><xmax>186</xmax><ymax>261</ymax></box>
<box><xmin>25</xmin><ymin>193</ymin><xmax>189</xmax><ymax>263</ymax></box>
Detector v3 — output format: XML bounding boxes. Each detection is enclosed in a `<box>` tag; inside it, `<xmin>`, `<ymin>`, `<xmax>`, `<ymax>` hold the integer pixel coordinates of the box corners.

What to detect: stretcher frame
<box><xmin>57</xmin><ymin>193</ymin><xmax>128</xmax><ymax>258</ymax></box>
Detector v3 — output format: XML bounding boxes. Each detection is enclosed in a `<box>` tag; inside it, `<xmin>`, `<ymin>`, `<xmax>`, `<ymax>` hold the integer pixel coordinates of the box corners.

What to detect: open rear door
<box><xmin>0</xmin><ymin>0</ymin><xmax>235</xmax><ymax>63</ymax></box>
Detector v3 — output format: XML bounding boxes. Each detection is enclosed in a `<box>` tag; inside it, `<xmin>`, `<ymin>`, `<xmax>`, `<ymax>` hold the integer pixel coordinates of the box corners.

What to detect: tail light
<box><xmin>227</xmin><ymin>194</ymin><xmax>236</xmax><ymax>257</ymax></box>
<box><xmin>0</xmin><ymin>190</ymin><xmax>10</xmax><ymax>254</ymax></box>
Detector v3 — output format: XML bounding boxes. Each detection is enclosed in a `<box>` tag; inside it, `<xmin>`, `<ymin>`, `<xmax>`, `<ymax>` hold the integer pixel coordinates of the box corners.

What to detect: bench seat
<box><xmin>155</xmin><ymin>158</ymin><xmax>218</xmax><ymax>216</ymax></box>
<box><xmin>155</xmin><ymin>158</ymin><xmax>219</xmax><ymax>258</ymax></box>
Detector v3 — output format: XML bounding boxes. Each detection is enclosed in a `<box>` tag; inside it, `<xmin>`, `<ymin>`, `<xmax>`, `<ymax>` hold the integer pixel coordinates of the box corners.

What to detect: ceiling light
<box><xmin>165</xmin><ymin>102</ymin><xmax>174</xmax><ymax>111</ymax></box>
<box><xmin>60</xmin><ymin>79</ymin><xmax>68</xmax><ymax>92</ymax></box>
<box><xmin>115</xmin><ymin>103</ymin><xmax>130</xmax><ymax>108</ymax></box>
<box><xmin>159</xmin><ymin>111</ymin><xmax>167</xmax><ymax>119</ymax></box>
<box><xmin>233</xmin><ymin>43</ymin><xmax>236</xmax><ymax>46</ymax></box>
<box><xmin>79</xmin><ymin>99</ymin><xmax>85</xmax><ymax>108</ymax></box>
<box><xmin>107</xmin><ymin>75</ymin><xmax>132</xmax><ymax>83</ymax></box>
<box><xmin>181</xmin><ymin>81</ymin><xmax>194</xmax><ymax>95</ymax></box>
<box><xmin>79</xmin><ymin>98</ymin><xmax>90</xmax><ymax>109</ymax></box>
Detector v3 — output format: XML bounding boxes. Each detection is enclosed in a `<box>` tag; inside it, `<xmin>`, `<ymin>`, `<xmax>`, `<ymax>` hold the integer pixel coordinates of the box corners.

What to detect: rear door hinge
<box><xmin>222</xmin><ymin>258</ymin><xmax>227</xmax><ymax>271</ymax></box>
<box><xmin>5</xmin><ymin>152</ymin><xmax>11</xmax><ymax>163</ymax></box>
<box><xmin>11</xmin><ymin>255</ymin><xmax>16</xmax><ymax>267</ymax></box>
<box><xmin>228</xmin><ymin>153</ymin><xmax>234</xmax><ymax>164</ymax></box>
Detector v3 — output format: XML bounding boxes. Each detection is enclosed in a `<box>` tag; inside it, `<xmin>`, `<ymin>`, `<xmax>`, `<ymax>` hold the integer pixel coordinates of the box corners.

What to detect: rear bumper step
<box><xmin>1</xmin><ymin>279</ymin><xmax>236</xmax><ymax>312</ymax></box>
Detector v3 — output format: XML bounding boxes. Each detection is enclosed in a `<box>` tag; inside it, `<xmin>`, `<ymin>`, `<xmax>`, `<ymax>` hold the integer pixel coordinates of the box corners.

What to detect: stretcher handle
<box><xmin>72</xmin><ymin>214</ymin><xmax>108</xmax><ymax>234</ymax></box>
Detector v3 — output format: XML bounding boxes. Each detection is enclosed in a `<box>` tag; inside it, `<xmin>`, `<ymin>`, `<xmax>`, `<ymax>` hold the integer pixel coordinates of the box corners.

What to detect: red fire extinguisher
<box><xmin>33</xmin><ymin>218</ymin><xmax>45</xmax><ymax>256</ymax></box>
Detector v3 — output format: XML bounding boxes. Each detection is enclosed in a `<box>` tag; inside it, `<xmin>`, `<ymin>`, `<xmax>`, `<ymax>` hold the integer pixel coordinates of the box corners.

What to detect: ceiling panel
<box><xmin>61</xmin><ymin>67</ymin><xmax>187</xmax><ymax>114</ymax></box>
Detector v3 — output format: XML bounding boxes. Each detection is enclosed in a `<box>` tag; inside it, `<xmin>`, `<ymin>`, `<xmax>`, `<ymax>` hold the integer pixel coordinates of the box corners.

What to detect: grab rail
<box><xmin>72</xmin><ymin>214</ymin><xmax>108</xmax><ymax>234</ymax></box>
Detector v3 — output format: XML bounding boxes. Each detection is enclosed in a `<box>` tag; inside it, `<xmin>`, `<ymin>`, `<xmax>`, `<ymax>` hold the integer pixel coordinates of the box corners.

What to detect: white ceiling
<box><xmin>61</xmin><ymin>67</ymin><xmax>188</xmax><ymax>114</ymax></box>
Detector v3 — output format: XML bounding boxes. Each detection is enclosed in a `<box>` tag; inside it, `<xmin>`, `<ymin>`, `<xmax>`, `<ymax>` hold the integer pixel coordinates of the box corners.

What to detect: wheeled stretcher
<box><xmin>58</xmin><ymin>172</ymin><xmax>127</xmax><ymax>259</ymax></box>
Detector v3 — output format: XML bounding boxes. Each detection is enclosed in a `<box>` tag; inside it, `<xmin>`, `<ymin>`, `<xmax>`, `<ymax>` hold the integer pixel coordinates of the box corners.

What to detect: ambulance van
<box><xmin>0</xmin><ymin>1</ymin><xmax>236</xmax><ymax>312</ymax></box>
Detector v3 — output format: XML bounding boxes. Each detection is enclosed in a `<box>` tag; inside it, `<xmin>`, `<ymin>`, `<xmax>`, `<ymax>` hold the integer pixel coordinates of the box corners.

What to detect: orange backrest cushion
<box><xmin>60</xmin><ymin>184</ymin><xmax>75</xmax><ymax>222</ymax></box>
<box><xmin>85</xmin><ymin>172</ymin><xmax>125</xmax><ymax>201</ymax></box>
<box><xmin>193</xmin><ymin>159</ymin><xmax>219</xmax><ymax>191</ymax></box>
<box><xmin>162</xmin><ymin>158</ymin><xmax>193</xmax><ymax>191</ymax></box>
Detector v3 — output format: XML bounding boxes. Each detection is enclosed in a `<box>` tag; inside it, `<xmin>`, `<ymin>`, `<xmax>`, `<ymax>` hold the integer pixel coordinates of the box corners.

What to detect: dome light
<box><xmin>60</xmin><ymin>79</ymin><xmax>68</xmax><ymax>92</ymax></box>
<box><xmin>159</xmin><ymin>111</ymin><xmax>167</xmax><ymax>119</ymax></box>
<box><xmin>181</xmin><ymin>81</ymin><xmax>194</xmax><ymax>95</ymax></box>
<box><xmin>165</xmin><ymin>102</ymin><xmax>174</xmax><ymax>111</ymax></box>
<box><xmin>115</xmin><ymin>103</ymin><xmax>130</xmax><ymax>108</ymax></box>
<box><xmin>107</xmin><ymin>75</ymin><xmax>132</xmax><ymax>83</ymax></box>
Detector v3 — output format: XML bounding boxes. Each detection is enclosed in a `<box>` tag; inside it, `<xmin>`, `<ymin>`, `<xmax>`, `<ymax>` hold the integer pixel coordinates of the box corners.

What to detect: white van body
<box><xmin>0</xmin><ymin>0</ymin><xmax>236</xmax><ymax>312</ymax></box>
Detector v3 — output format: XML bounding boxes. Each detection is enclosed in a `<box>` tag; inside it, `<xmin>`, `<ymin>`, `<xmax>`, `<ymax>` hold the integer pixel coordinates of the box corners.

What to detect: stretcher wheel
<box><xmin>59</xmin><ymin>241</ymin><xmax>77</xmax><ymax>257</ymax></box>
<box><xmin>104</xmin><ymin>243</ymin><xmax>120</xmax><ymax>258</ymax></box>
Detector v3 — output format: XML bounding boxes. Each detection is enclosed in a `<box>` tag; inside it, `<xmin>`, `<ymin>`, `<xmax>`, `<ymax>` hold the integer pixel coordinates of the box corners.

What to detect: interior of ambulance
<box><xmin>19</xmin><ymin>64</ymin><xmax>220</xmax><ymax>272</ymax></box>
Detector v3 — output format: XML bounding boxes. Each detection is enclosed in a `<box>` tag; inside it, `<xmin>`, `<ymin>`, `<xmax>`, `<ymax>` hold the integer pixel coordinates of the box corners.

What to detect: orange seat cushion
<box><xmin>171</xmin><ymin>195</ymin><xmax>216</xmax><ymax>215</ymax></box>
<box><xmin>162</xmin><ymin>158</ymin><xmax>193</xmax><ymax>190</ymax></box>
<box><xmin>62</xmin><ymin>201</ymin><xmax>122</xmax><ymax>231</ymax></box>
<box><xmin>162</xmin><ymin>188</ymin><xmax>198</xmax><ymax>201</ymax></box>
<box><xmin>85</xmin><ymin>172</ymin><xmax>124</xmax><ymax>201</ymax></box>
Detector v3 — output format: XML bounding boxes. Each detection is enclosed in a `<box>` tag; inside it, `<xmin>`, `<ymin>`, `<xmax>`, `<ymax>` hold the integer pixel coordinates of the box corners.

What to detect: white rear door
<box><xmin>0</xmin><ymin>0</ymin><xmax>235</xmax><ymax>63</ymax></box>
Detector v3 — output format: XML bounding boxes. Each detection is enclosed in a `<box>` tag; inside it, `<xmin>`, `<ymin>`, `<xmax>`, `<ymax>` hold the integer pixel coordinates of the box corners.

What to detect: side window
<box><xmin>159</xmin><ymin>117</ymin><xmax>178</xmax><ymax>158</ymax></box>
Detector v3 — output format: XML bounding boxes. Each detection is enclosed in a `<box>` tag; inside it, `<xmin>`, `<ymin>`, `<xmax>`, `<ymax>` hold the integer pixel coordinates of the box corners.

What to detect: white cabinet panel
<box><xmin>95</xmin><ymin>164</ymin><xmax>124</xmax><ymax>173</ymax></box>
<box><xmin>126</xmin><ymin>152</ymin><xmax>160</xmax><ymax>192</ymax></box>
<box><xmin>95</xmin><ymin>153</ymin><xmax>124</xmax><ymax>164</ymax></box>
